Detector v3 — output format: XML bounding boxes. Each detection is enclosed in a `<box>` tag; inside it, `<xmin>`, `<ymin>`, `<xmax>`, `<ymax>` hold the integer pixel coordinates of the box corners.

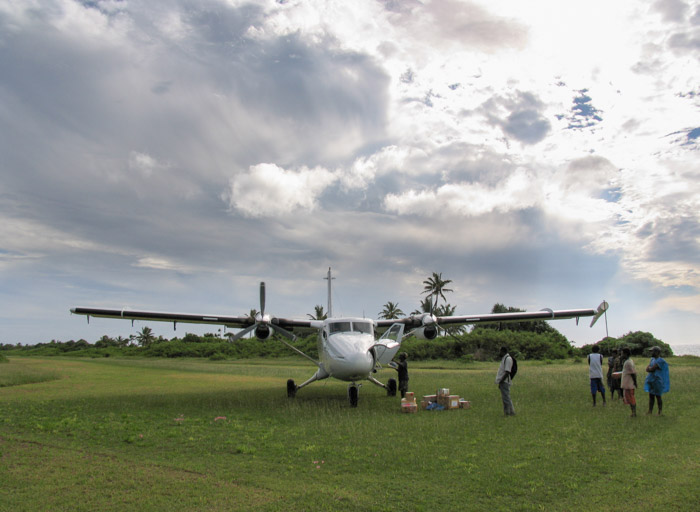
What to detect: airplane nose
<box><xmin>336</xmin><ymin>346</ymin><xmax>374</xmax><ymax>380</ymax></box>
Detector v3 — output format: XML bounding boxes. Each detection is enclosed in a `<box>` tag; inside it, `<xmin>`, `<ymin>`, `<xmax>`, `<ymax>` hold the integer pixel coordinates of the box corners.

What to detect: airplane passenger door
<box><xmin>373</xmin><ymin>323</ymin><xmax>404</xmax><ymax>365</ymax></box>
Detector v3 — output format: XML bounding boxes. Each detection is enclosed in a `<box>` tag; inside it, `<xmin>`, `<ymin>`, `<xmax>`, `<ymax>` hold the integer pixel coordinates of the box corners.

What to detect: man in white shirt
<box><xmin>588</xmin><ymin>345</ymin><xmax>607</xmax><ymax>406</ymax></box>
<box><xmin>495</xmin><ymin>346</ymin><xmax>515</xmax><ymax>416</ymax></box>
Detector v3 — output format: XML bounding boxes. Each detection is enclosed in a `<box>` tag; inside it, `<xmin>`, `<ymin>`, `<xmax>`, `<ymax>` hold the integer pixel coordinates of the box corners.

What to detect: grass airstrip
<box><xmin>1</xmin><ymin>356</ymin><xmax>699</xmax><ymax>511</ymax></box>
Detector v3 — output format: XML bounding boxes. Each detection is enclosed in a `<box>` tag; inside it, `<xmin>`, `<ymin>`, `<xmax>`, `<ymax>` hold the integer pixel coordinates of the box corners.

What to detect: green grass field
<box><xmin>1</xmin><ymin>356</ymin><xmax>698</xmax><ymax>511</ymax></box>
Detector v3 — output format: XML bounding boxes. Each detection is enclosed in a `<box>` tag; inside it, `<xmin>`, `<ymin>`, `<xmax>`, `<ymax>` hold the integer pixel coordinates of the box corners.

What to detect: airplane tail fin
<box><xmin>590</xmin><ymin>301</ymin><xmax>609</xmax><ymax>327</ymax></box>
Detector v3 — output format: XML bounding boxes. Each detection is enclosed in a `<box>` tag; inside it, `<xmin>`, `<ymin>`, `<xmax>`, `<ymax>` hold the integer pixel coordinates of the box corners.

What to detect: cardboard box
<box><xmin>401</xmin><ymin>403</ymin><xmax>418</xmax><ymax>413</ymax></box>
<box><xmin>423</xmin><ymin>394</ymin><xmax>437</xmax><ymax>403</ymax></box>
<box><xmin>459</xmin><ymin>400</ymin><xmax>471</xmax><ymax>409</ymax></box>
<box><xmin>421</xmin><ymin>400</ymin><xmax>430</xmax><ymax>410</ymax></box>
<box><xmin>437</xmin><ymin>395</ymin><xmax>450</xmax><ymax>407</ymax></box>
<box><xmin>404</xmin><ymin>392</ymin><xmax>415</xmax><ymax>402</ymax></box>
<box><xmin>437</xmin><ymin>388</ymin><xmax>450</xmax><ymax>397</ymax></box>
<box><xmin>447</xmin><ymin>395</ymin><xmax>461</xmax><ymax>409</ymax></box>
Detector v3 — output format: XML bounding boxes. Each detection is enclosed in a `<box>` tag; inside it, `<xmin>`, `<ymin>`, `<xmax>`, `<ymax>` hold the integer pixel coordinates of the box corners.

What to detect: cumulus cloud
<box><xmin>384</xmin><ymin>168</ymin><xmax>539</xmax><ymax>217</ymax></box>
<box><xmin>224</xmin><ymin>163</ymin><xmax>337</xmax><ymax>218</ymax></box>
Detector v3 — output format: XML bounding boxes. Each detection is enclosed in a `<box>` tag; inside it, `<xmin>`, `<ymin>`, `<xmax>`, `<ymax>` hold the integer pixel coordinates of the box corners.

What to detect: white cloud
<box><xmin>384</xmin><ymin>167</ymin><xmax>539</xmax><ymax>217</ymax></box>
<box><xmin>224</xmin><ymin>163</ymin><xmax>337</xmax><ymax>218</ymax></box>
<box><xmin>134</xmin><ymin>256</ymin><xmax>192</xmax><ymax>273</ymax></box>
<box><xmin>128</xmin><ymin>151</ymin><xmax>164</xmax><ymax>177</ymax></box>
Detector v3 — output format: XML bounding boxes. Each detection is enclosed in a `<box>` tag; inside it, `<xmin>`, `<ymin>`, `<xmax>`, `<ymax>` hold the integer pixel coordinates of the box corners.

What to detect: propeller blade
<box><xmin>271</xmin><ymin>324</ymin><xmax>296</xmax><ymax>341</ymax></box>
<box><xmin>229</xmin><ymin>324</ymin><xmax>256</xmax><ymax>342</ymax></box>
<box><xmin>260</xmin><ymin>281</ymin><xmax>266</xmax><ymax>317</ymax></box>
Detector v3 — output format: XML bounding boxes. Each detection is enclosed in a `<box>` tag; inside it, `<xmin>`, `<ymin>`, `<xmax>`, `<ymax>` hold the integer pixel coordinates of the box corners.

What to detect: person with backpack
<box><xmin>495</xmin><ymin>346</ymin><xmax>516</xmax><ymax>416</ymax></box>
<box><xmin>587</xmin><ymin>345</ymin><xmax>607</xmax><ymax>406</ymax></box>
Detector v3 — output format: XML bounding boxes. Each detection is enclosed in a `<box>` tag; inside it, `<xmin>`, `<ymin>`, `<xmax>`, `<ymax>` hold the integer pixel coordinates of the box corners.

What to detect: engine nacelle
<box><xmin>255</xmin><ymin>324</ymin><xmax>273</xmax><ymax>340</ymax></box>
<box><xmin>414</xmin><ymin>325</ymin><xmax>438</xmax><ymax>340</ymax></box>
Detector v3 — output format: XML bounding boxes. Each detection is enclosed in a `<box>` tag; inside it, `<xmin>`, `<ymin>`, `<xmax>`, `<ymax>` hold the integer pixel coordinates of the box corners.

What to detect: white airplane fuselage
<box><xmin>317</xmin><ymin>317</ymin><xmax>377</xmax><ymax>382</ymax></box>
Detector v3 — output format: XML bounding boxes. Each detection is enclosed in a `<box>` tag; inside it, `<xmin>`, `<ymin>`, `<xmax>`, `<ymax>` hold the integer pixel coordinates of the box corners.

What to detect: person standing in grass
<box><xmin>644</xmin><ymin>346</ymin><xmax>670</xmax><ymax>415</ymax></box>
<box><xmin>620</xmin><ymin>347</ymin><xmax>637</xmax><ymax>417</ymax></box>
<box><xmin>587</xmin><ymin>345</ymin><xmax>607</xmax><ymax>406</ymax></box>
<box><xmin>611</xmin><ymin>348</ymin><xmax>624</xmax><ymax>400</ymax></box>
<box><xmin>391</xmin><ymin>352</ymin><xmax>409</xmax><ymax>398</ymax></box>
<box><xmin>495</xmin><ymin>346</ymin><xmax>515</xmax><ymax>416</ymax></box>
<box><xmin>606</xmin><ymin>350</ymin><xmax>615</xmax><ymax>392</ymax></box>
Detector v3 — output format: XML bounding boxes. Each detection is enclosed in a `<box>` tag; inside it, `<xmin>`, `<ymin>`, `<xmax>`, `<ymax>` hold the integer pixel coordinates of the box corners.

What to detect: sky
<box><xmin>1</xmin><ymin>0</ymin><xmax>699</xmax><ymax>349</ymax></box>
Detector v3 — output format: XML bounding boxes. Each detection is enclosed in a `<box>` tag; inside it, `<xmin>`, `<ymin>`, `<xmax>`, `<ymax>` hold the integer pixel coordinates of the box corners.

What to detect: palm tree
<box><xmin>411</xmin><ymin>297</ymin><xmax>435</xmax><ymax>315</ymax></box>
<box><xmin>434</xmin><ymin>303</ymin><xmax>457</xmax><ymax>317</ymax></box>
<box><xmin>307</xmin><ymin>305</ymin><xmax>327</xmax><ymax>320</ymax></box>
<box><xmin>379</xmin><ymin>301</ymin><xmax>404</xmax><ymax>319</ymax></box>
<box><xmin>422</xmin><ymin>272</ymin><xmax>453</xmax><ymax>311</ymax></box>
<box><xmin>136</xmin><ymin>326</ymin><xmax>155</xmax><ymax>347</ymax></box>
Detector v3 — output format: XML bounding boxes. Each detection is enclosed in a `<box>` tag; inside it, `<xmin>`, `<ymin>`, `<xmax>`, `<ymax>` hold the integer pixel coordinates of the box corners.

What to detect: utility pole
<box><xmin>604</xmin><ymin>300</ymin><xmax>609</xmax><ymax>338</ymax></box>
<box><xmin>324</xmin><ymin>267</ymin><xmax>335</xmax><ymax>318</ymax></box>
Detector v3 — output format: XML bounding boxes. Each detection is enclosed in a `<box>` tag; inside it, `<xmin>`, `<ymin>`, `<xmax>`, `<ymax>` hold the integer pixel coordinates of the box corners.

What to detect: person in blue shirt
<box><xmin>644</xmin><ymin>346</ymin><xmax>670</xmax><ymax>415</ymax></box>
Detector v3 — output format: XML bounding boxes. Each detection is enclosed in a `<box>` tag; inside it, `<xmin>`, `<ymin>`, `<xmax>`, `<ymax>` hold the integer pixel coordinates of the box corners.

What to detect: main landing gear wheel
<box><xmin>387</xmin><ymin>378</ymin><xmax>397</xmax><ymax>397</ymax></box>
<box><xmin>287</xmin><ymin>379</ymin><xmax>297</xmax><ymax>398</ymax></box>
<box><xmin>348</xmin><ymin>385</ymin><xmax>359</xmax><ymax>408</ymax></box>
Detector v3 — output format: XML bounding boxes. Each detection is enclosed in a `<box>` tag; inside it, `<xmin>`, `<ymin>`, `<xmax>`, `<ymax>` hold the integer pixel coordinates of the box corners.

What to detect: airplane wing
<box><xmin>376</xmin><ymin>302</ymin><xmax>608</xmax><ymax>330</ymax></box>
<box><xmin>70</xmin><ymin>307</ymin><xmax>314</xmax><ymax>331</ymax></box>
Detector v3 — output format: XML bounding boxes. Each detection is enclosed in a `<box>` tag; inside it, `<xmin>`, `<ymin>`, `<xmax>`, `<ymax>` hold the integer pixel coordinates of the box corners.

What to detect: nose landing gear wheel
<box><xmin>387</xmin><ymin>378</ymin><xmax>397</xmax><ymax>397</ymax></box>
<box><xmin>287</xmin><ymin>379</ymin><xmax>297</xmax><ymax>398</ymax></box>
<box><xmin>348</xmin><ymin>385</ymin><xmax>359</xmax><ymax>407</ymax></box>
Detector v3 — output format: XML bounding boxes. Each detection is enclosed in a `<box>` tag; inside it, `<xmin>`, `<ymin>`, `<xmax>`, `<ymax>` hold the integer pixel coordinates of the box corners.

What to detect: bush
<box><xmin>578</xmin><ymin>331</ymin><xmax>673</xmax><ymax>358</ymax></box>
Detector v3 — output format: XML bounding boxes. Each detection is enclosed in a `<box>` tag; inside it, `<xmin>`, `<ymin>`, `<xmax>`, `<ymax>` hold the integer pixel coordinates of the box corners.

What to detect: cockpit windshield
<box><xmin>329</xmin><ymin>322</ymin><xmax>352</xmax><ymax>334</ymax></box>
<box><xmin>353</xmin><ymin>322</ymin><xmax>373</xmax><ymax>334</ymax></box>
<box><xmin>328</xmin><ymin>321</ymin><xmax>373</xmax><ymax>335</ymax></box>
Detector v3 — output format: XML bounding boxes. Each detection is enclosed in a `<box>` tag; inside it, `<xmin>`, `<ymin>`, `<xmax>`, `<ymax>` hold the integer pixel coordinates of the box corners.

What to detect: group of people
<box><xmin>589</xmin><ymin>344</ymin><xmax>670</xmax><ymax>417</ymax></box>
<box><xmin>391</xmin><ymin>345</ymin><xmax>670</xmax><ymax>418</ymax></box>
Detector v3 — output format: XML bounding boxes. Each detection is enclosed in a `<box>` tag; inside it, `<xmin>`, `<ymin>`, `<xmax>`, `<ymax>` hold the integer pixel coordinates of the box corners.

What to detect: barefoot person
<box><xmin>620</xmin><ymin>347</ymin><xmax>637</xmax><ymax>417</ymax></box>
<box><xmin>644</xmin><ymin>346</ymin><xmax>670</xmax><ymax>415</ymax></box>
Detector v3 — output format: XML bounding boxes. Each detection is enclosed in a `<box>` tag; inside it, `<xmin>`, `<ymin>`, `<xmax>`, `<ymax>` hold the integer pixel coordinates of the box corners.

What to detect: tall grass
<box><xmin>0</xmin><ymin>357</ymin><xmax>698</xmax><ymax>511</ymax></box>
<box><xmin>0</xmin><ymin>358</ymin><xmax>60</xmax><ymax>387</ymax></box>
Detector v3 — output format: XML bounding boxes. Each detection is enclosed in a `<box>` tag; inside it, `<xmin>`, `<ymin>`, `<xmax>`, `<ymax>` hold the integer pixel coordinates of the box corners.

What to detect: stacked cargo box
<box><xmin>400</xmin><ymin>392</ymin><xmax>418</xmax><ymax>413</ymax></box>
<box><xmin>419</xmin><ymin>388</ymin><xmax>471</xmax><ymax>410</ymax></box>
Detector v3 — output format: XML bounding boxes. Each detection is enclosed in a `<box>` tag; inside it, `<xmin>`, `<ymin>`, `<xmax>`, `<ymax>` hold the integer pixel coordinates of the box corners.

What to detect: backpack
<box><xmin>509</xmin><ymin>354</ymin><xmax>518</xmax><ymax>380</ymax></box>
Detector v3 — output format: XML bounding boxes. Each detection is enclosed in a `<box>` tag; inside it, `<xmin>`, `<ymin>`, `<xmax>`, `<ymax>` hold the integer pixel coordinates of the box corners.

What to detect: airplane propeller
<box><xmin>229</xmin><ymin>282</ymin><xmax>296</xmax><ymax>342</ymax></box>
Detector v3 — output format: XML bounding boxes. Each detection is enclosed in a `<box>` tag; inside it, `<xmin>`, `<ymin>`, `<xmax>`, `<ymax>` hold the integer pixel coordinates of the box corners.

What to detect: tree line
<box><xmin>2</xmin><ymin>272</ymin><xmax>674</xmax><ymax>361</ymax></box>
<box><xmin>1</xmin><ymin>329</ymin><xmax>672</xmax><ymax>362</ymax></box>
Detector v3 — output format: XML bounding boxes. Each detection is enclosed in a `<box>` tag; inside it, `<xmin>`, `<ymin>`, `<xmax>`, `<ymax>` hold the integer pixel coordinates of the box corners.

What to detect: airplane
<box><xmin>70</xmin><ymin>268</ymin><xmax>609</xmax><ymax>407</ymax></box>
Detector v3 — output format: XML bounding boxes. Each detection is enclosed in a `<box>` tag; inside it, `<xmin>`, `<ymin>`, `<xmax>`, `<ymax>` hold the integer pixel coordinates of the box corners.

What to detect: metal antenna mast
<box><xmin>324</xmin><ymin>267</ymin><xmax>335</xmax><ymax>318</ymax></box>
